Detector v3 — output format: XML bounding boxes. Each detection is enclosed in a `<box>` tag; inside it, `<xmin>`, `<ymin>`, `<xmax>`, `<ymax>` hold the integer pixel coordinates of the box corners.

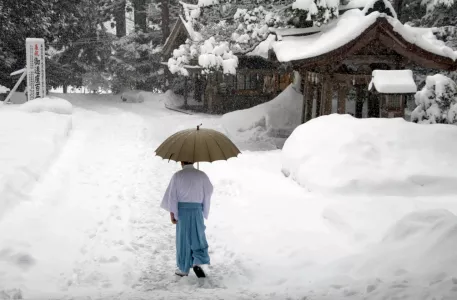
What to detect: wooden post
<box><xmin>337</xmin><ymin>83</ymin><xmax>347</xmax><ymax>114</ymax></box>
<box><xmin>355</xmin><ymin>85</ymin><xmax>364</xmax><ymax>118</ymax></box>
<box><xmin>305</xmin><ymin>81</ymin><xmax>314</xmax><ymax>122</ymax></box>
<box><xmin>315</xmin><ymin>83</ymin><xmax>322</xmax><ymax>117</ymax></box>
<box><xmin>367</xmin><ymin>92</ymin><xmax>380</xmax><ymax>118</ymax></box>
<box><xmin>300</xmin><ymin>72</ymin><xmax>308</xmax><ymax>124</ymax></box>
<box><xmin>322</xmin><ymin>75</ymin><xmax>333</xmax><ymax>115</ymax></box>
<box><xmin>184</xmin><ymin>76</ymin><xmax>188</xmax><ymax>109</ymax></box>
<box><xmin>4</xmin><ymin>71</ymin><xmax>27</xmax><ymax>104</ymax></box>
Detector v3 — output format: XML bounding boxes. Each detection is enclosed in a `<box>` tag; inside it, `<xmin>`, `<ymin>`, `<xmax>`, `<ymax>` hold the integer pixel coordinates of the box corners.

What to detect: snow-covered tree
<box><xmin>167</xmin><ymin>0</ymin><xmax>339</xmax><ymax>76</ymax></box>
<box><xmin>411</xmin><ymin>74</ymin><xmax>457</xmax><ymax>124</ymax></box>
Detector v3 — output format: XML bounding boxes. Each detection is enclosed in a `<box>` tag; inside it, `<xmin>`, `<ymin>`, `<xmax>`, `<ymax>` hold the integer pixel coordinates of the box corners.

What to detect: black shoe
<box><xmin>193</xmin><ymin>265</ymin><xmax>206</xmax><ymax>278</ymax></box>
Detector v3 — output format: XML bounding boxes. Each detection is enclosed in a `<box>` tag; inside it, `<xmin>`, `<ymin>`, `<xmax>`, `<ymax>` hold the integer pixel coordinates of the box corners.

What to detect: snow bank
<box><xmin>0</xmin><ymin>109</ymin><xmax>72</xmax><ymax>219</ymax></box>
<box><xmin>221</xmin><ymin>84</ymin><xmax>302</xmax><ymax>145</ymax></box>
<box><xmin>121</xmin><ymin>90</ymin><xmax>147</xmax><ymax>103</ymax></box>
<box><xmin>334</xmin><ymin>209</ymin><xmax>457</xmax><ymax>278</ymax></box>
<box><xmin>281</xmin><ymin>114</ymin><xmax>457</xmax><ymax>195</ymax></box>
<box><xmin>19</xmin><ymin>96</ymin><xmax>73</xmax><ymax>115</ymax></box>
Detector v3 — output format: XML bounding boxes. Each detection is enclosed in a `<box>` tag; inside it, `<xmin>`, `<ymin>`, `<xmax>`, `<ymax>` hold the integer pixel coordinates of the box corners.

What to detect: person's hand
<box><xmin>170</xmin><ymin>212</ymin><xmax>177</xmax><ymax>224</ymax></box>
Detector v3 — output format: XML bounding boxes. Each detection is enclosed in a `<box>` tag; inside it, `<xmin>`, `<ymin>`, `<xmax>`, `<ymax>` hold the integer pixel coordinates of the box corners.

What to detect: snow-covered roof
<box><xmin>339</xmin><ymin>0</ymin><xmax>371</xmax><ymax>10</ymax></box>
<box><xmin>179</xmin><ymin>15</ymin><xmax>196</xmax><ymax>41</ymax></box>
<box><xmin>272</xmin><ymin>9</ymin><xmax>457</xmax><ymax>64</ymax></box>
<box><xmin>368</xmin><ymin>70</ymin><xmax>417</xmax><ymax>94</ymax></box>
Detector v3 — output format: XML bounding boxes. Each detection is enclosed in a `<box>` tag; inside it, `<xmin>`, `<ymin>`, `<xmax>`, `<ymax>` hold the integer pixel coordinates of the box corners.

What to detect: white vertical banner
<box><xmin>26</xmin><ymin>38</ymin><xmax>46</xmax><ymax>101</ymax></box>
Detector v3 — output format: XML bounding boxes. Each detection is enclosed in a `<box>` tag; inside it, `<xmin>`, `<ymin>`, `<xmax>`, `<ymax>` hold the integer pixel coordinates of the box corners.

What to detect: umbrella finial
<box><xmin>197</xmin><ymin>123</ymin><xmax>202</xmax><ymax>130</ymax></box>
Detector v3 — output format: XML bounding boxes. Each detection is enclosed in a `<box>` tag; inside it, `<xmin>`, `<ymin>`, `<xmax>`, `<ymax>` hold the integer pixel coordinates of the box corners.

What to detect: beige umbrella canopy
<box><xmin>155</xmin><ymin>125</ymin><xmax>241</xmax><ymax>163</ymax></box>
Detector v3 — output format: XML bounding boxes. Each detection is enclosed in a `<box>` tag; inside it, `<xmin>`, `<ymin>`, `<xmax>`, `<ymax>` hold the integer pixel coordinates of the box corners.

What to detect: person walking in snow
<box><xmin>161</xmin><ymin>161</ymin><xmax>213</xmax><ymax>278</ymax></box>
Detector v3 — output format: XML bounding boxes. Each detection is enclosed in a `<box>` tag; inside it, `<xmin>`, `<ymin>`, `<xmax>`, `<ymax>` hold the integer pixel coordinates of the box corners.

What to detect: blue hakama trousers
<box><xmin>176</xmin><ymin>202</ymin><xmax>210</xmax><ymax>273</ymax></box>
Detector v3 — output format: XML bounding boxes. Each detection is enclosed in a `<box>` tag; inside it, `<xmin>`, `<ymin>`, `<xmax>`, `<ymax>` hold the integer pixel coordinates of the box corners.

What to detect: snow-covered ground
<box><xmin>1</xmin><ymin>92</ymin><xmax>457</xmax><ymax>300</ymax></box>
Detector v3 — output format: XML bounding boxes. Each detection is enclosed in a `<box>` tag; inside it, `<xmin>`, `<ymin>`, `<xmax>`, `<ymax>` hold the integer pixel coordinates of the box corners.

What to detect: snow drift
<box><xmin>310</xmin><ymin>209</ymin><xmax>457</xmax><ymax>299</ymax></box>
<box><xmin>0</xmin><ymin>108</ymin><xmax>72</xmax><ymax>220</ymax></box>
<box><xmin>347</xmin><ymin>209</ymin><xmax>457</xmax><ymax>278</ymax></box>
<box><xmin>281</xmin><ymin>114</ymin><xmax>457</xmax><ymax>195</ymax></box>
<box><xmin>221</xmin><ymin>84</ymin><xmax>302</xmax><ymax>146</ymax></box>
<box><xmin>20</xmin><ymin>96</ymin><xmax>73</xmax><ymax>115</ymax></box>
<box><xmin>162</xmin><ymin>89</ymin><xmax>203</xmax><ymax>109</ymax></box>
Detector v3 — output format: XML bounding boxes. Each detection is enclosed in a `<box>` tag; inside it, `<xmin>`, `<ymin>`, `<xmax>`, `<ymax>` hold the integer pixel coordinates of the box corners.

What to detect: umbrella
<box><xmin>155</xmin><ymin>124</ymin><xmax>241</xmax><ymax>163</ymax></box>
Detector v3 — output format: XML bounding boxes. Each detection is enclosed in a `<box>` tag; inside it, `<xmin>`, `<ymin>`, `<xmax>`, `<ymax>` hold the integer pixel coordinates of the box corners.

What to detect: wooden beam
<box><xmin>236</xmin><ymin>68</ymin><xmax>288</xmax><ymax>75</ymax></box>
<box><xmin>322</xmin><ymin>75</ymin><xmax>333</xmax><ymax>115</ymax></box>
<box><xmin>337</xmin><ymin>83</ymin><xmax>348</xmax><ymax>114</ymax></box>
<box><xmin>305</xmin><ymin>81</ymin><xmax>314</xmax><ymax>122</ymax></box>
<box><xmin>315</xmin><ymin>83</ymin><xmax>322</xmax><ymax>118</ymax></box>
<box><xmin>344</xmin><ymin>55</ymin><xmax>400</xmax><ymax>65</ymax></box>
<box><xmin>300</xmin><ymin>72</ymin><xmax>308</xmax><ymax>124</ymax></box>
<box><xmin>333</xmin><ymin>73</ymin><xmax>372</xmax><ymax>85</ymax></box>
<box><xmin>184</xmin><ymin>76</ymin><xmax>188</xmax><ymax>109</ymax></box>
<box><xmin>378</xmin><ymin>31</ymin><xmax>456</xmax><ymax>71</ymax></box>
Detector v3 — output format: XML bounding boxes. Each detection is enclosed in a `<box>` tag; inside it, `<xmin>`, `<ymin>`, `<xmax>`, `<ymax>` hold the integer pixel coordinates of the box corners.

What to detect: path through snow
<box><xmin>2</xmin><ymin>94</ymin><xmax>457</xmax><ymax>300</ymax></box>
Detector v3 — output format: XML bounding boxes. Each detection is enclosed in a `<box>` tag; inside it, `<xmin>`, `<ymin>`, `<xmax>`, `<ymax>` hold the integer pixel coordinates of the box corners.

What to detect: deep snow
<box><xmin>281</xmin><ymin>114</ymin><xmax>457</xmax><ymax>195</ymax></box>
<box><xmin>1</xmin><ymin>92</ymin><xmax>457</xmax><ymax>300</ymax></box>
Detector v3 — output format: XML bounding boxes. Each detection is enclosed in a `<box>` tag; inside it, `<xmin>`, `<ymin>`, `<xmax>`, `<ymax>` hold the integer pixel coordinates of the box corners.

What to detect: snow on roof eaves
<box><xmin>339</xmin><ymin>0</ymin><xmax>371</xmax><ymax>10</ymax></box>
<box><xmin>369</xmin><ymin>70</ymin><xmax>417</xmax><ymax>94</ymax></box>
<box><xmin>179</xmin><ymin>15</ymin><xmax>195</xmax><ymax>40</ymax></box>
<box><xmin>272</xmin><ymin>9</ymin><xmax>457</xmax><ymax>63</ymax></box>
<box><xmin>273</xmin><ymin>9</ymin><xmax>378</xmax><ymax>62</ymax></box>
<box><xmin>270</xmin><ymin>27</ymin><xmax>324</xmax><ymax>40</ymax></box>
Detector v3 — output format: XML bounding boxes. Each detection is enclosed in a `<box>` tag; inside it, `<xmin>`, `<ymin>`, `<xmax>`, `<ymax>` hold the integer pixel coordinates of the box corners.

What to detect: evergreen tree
<box><xmin>109</xmin><ymin>30</ymin><xmax>163</xmax><ymax>93</ymax></box>
<box><xmin>411</xmin><ymin>74</ymin><xmax>457</xmax><ymax>124</ymax></box>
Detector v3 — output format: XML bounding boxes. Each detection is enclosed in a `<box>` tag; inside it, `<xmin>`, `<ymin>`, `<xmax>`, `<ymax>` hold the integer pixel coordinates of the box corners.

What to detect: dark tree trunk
<box><xmin>161</xmin><ymin>0</ymin><xmax>170</xmax><ymax>43</ymax></box>
<box><xmin>63</xmin><ymin>85</ymin><xmax>68</xmax><ymax>94</ymax></box>
<box><xmin>115</xmin><ymin>0</ymin><xmax>126</xmax><ymax>37</ymax></box>
<box><xmin>133</xmin><ymin>0</ymin><xmax>147</xmax><ymax>32</ymax></box>
<box><xmin>393</xmin><ymin>0</ymin><xmax>404</xmax><ymax>20</ymax></box>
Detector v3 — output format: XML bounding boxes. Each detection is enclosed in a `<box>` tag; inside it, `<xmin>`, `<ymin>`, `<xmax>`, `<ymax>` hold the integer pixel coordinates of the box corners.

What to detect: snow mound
<box><xmin>121</xmin><ymin>90</ymin><xmax>146</xmax><ymax>103</ymax></box>
<box><xmin>19</xmin><ymin>97</ymin><xmax>73</xmax><ymax>115</ymax></box>
<box><xmin>162</xmin><ymin>89</ymin><xmax>204</xmax><ymax>108</ymax></box>
<box><xmin>163</xmin><ymin>90</ymin><xmax>185</xmax><ymax>107</ymax></box>
<box><xmin>281</xmin><ymin>114</ymin><xmax>457</xmax><ymax>195</ymax></box>
<box><xmin>0</xmin><ymin>110</ymin><xmax>72</xmax><ymax>219</ymax></box>
<box><xmin>343</xmin><ymin>209</ymin><xmax>457</xmax><ymax>278</ymax></box>
<box><xmin>221</xmin><ymin>84</ymin><xmax>302</xmax><ymax>147</ymax></box>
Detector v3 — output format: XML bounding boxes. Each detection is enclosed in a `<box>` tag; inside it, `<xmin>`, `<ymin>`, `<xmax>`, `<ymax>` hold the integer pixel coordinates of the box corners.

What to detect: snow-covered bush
<box><xmin>411</xmin><ymin>74</ymin><xmax>457</xmax><ymax>124</ymax></box>
<box><xmin>168</xmin><ymin>0</ymin><xmax>340</xmax><ymax>76</ymax></box>
<box><xmin>0</xmin><ymin>85</ymin><xmax>10</xmax><ymax>94</ymax></box>
<box><xmin>291</xmin><ymin>0</ymin><xmax>339</xmax><ymax>27</ymax></box>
